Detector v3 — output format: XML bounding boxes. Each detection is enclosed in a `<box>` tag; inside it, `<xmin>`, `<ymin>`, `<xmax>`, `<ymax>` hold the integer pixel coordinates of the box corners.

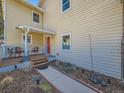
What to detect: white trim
<box><xmin>22</xmin><ymin>34</ymin><xmax>32</xmax><ymax>44</ymax></box>
<box><xmin>61</xmin><ymin>0</ymin><xmax>71</xmax><ymax>14</ymax></box>
<box><xmin>44</xmin><ymin>10</ymin><xmax>46</xmax><ymax>32</ymax></box>
<box><xmin>17</xmin><ymin>25</ymin><xmax>56</xmax><ymax>35</ymax></box>
<box><xmin>32</xmin><ymin>11</ymin><xmax>41</xmax><ymax>25</ymax></box>
<box><xmin>61</xmin><ymin>33</ymin><xmax>71</xmax><ymax>51</ymax></box>
<box><xmin>46</xmin><ymin>36</ymin><xmax>51</xmax><ymax>55</ymax></box>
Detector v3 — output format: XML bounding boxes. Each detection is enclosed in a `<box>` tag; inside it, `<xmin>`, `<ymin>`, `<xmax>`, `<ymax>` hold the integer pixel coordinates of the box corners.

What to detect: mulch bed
<box><xmin>50</xmin><ymin>61</ymin><xmax>124</xmax><ymax>93</ymax></box>
<box><xmin>0</xmin><ymin>68</ymin><xmax>61</xmax><ymax>93</ymax></box>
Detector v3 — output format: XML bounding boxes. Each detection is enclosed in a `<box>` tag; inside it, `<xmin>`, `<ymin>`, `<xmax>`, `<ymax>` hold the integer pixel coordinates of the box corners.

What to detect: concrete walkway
<box><xmin>37</xmin><ymin>67</ymin><xmax>97</xmax><ymax>93</ymax></box>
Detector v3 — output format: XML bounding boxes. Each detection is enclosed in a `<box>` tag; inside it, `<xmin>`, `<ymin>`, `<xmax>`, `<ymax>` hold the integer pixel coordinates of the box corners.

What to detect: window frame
<box><xmin>61</xmin><ymin>0</ymin><xmax>71</xmax><ymax>14</ymax></box>
<box><xmin>22</xmin><ymin>34</ymin><xmax>32</xmax><ymax>44</ymax></box>
<box><xmin>32</xmin><ymin>11</ymin><xmax>41</xmax><ymax>24</ymax></box>
<box><xmin>61</xmin><ymin>33</ymin><xmax>71</xmax><ymax>51</ymax></box>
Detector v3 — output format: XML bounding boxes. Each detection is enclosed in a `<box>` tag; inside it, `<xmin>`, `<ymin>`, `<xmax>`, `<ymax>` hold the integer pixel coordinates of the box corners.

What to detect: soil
<box><xmin>50</xmin><ymin>61</ymin><xmax>124</xmax><ymax>93</ymax></box>
<box><xmin>0</xmin><ymin>69</ymin><xmax>61</xmax><ymax>93</ymax></box>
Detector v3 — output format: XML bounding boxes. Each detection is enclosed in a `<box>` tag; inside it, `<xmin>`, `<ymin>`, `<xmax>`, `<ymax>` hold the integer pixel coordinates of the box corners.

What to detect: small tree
<box><xmin>38</xmin><ymin>0</ymin><xmax>45</xmax><ymax>8</ymax></box>
<box><xmin>38</xmin><ymin>0</ymin><xmax>41</xmax><ymax>8</ymax></box>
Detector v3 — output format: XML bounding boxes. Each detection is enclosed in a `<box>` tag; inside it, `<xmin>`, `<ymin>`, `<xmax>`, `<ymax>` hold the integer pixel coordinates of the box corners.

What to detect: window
<box><xmin>62</xmin><ymin>0</ymin><xmax>70</xmax><ymax>12</ymax></box>
<box><xmin>32</xmin><ymin>12</ymin><xmax>40</xmax><ymax>24</ymax></box>
<box><xmin>62</xmin><ymin>34</ymin><xmax>71</xmax><ymax>50</ymax></box>
<box><xmin>22</xmin><ymin>34</ymin><xmax>32</xmax><ymax>44</ymax></box>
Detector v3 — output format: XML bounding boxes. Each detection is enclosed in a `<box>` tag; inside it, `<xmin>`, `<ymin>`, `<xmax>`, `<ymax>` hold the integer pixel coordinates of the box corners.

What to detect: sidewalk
<box><xmin>37</xmin><ymin>67</ymin><xmax>97</xmax><ymax>93</ymax></box>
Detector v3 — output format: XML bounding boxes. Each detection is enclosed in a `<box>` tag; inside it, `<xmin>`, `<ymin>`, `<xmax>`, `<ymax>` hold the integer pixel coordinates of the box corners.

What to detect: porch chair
<box><xmin>8</xmin><ymin>47</ymin><xmax>14</xmax><ymax>57</ymax></box>
<box><xmin>15</xmin><ymin>47</ymin><xmax>24</xmax><ymax>57</ymax></box>
<box><xmin>31</xmin><ymin>47</ymin><xmax>39</xmax><ymax>55</ymax></box>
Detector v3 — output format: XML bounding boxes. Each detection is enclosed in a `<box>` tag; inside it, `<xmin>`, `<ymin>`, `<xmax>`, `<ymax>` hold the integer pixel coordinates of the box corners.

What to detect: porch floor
<box><xmin>0</xmin><ymin>54</ymin><xmax>46</xmax><ymax>67</ymax></box>
<box><xmin>0</xmin><ymin>57</ymin><xmax>23</xmax><ymax>67</ymax></box>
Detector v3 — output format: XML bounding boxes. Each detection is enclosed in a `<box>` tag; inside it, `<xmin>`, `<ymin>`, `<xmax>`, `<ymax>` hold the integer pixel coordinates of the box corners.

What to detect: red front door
<box><xmin>47</xmin><ymin>37</ymin><xmax>50</xmax><ymax>54</ymax></box>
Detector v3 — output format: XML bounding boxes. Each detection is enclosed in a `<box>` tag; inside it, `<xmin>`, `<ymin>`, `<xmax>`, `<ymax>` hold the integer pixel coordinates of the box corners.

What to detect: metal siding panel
<box><xmin>45</xmin><ymin>0</ymin><xmax>123</xmax><ymax>79</ymax></box>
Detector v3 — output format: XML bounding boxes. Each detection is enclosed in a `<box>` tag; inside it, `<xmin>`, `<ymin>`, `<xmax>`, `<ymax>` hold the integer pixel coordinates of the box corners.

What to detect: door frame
<box><xmin>45</xmin><ymin>35</ymin><xmax>51</xmax><ymax>55</ymax></box>
<box><xmin>47</xmin><ymin>37</ymin><xmax>51</xmax><ymax>54</ymax></box>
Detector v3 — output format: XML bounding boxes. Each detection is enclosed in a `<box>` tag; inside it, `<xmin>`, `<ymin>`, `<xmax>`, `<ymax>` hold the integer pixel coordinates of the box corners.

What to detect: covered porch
<box><xmin>16</xmin><ymin>25</ymin><xmax>56</xmax><ymax>59</ymax></box>
<box><xmin>0</xmin><ymin>25</ymin><xmax>56</xmax><ymax>67</ymax></box>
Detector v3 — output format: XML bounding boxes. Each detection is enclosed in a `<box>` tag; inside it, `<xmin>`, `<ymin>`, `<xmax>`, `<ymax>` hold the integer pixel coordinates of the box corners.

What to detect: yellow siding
<box><xmin>44</xmin><ymin>0</ymin><xmax>123</xmax><ymax>79</ymax></box>
<box><xmin>29</xmin><ymin>32</ymin><xmax>44</xmax><ymax>53</ymax></box>
<box><xmin>5</xmin><ymin>0</ymin><xmax>44</xmax><ymax>48</ymax></box>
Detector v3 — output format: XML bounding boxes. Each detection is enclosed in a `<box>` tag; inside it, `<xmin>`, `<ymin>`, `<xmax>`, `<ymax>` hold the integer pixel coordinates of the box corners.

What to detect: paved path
<box><xmin>37</xmin><ymin>67</ymin><xmax>97</xmax><ymax>93</ymax></box>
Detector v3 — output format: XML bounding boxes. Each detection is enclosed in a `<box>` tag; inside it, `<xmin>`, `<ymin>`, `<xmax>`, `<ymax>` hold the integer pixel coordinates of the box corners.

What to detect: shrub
<box><xmin>39</xmin><ymin>82</ymin><xmax>53</xmax><ymax>92</ymax></box>
<box><xmin>0</xmin><ymin>76</ymin><xmax>13</xmax><ymax>88</ymax></box>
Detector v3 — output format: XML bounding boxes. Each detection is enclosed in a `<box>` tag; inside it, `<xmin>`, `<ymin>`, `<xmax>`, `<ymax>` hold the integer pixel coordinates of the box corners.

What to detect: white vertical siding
<box><xmin>44</xmin><ymin>0</ymin><xmax>123</xmax><ymax>79</ymax></box>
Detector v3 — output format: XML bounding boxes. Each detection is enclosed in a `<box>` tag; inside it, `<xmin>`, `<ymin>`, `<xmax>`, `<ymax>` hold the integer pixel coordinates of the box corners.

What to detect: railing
<box><xmin>0</xmin><ymin>45</ymin><xmax>44</xmax><ymax>59</ymax></box>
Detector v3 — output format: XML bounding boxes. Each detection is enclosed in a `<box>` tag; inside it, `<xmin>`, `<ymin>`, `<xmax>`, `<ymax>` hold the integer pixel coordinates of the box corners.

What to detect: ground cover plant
<box><xmin>50</xmin><ymin>61</ymin><xmax>124</xmax><ymax>93</ymax></box>
<box><xmin>0</xmin><ymin>68</ymin><xmax>60</xmax><ymax>93</ymax></box>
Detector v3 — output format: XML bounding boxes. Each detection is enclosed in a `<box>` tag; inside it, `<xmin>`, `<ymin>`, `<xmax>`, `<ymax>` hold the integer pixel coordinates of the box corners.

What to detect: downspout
<box><xmin>89</xmin><ymin>34</ymin><xmax>94</xmax><ymax>72</ymax></box>
<box><xmin>121</xmin><ymin>0</ymin><xmax>124</xmax><ymax>81</ymax></box>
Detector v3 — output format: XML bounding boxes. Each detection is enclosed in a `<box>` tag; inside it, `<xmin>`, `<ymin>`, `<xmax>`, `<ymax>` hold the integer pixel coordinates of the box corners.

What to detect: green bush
<box><xmin>0</xmin><ymin>76</ymin><xmax>14</xmax><ymax>88</ymax></box>
<box><xmin>39</xmin><ymin>82</ymin><xmax>53</xmax><ymax>92</ymax></box>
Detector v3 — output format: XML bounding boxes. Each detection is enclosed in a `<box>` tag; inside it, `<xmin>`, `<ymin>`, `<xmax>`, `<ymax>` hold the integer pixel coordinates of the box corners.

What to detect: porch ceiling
<box><xmin>16</xmin><ymin>25</ymin><xmax>56</xmax><ymax>35</ymax></box>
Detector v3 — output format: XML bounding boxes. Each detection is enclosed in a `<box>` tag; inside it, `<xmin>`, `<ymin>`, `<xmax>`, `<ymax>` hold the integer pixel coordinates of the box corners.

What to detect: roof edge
<box><xmin>14</xmin><ymin>0</ymin><xmax>45</xmax><ymax>13</ymax></box>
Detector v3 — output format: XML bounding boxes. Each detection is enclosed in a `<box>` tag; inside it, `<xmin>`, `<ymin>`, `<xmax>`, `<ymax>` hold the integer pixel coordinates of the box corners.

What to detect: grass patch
<box><xmin>0</xmin><ymin>76</ymin><xmax>14</xmax><ymax>88</ymax></box>
<box><xmin>39</xmin><ymin>82</ymin><xmax>53</xmax><ymax>92</ymax></box>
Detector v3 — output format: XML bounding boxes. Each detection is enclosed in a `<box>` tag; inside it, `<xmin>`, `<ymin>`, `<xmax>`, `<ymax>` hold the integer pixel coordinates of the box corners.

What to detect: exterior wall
<box><xmin>44</xmin><ymin>0</ymin><xmax>123</xmax><ymax>79</ymax></box>
<box><xmin>5</xmin><ymin>0</ymin><xmax>44</xmax><ymax>51</ymax></box>
<box><xmin>28</xmin><ymin>32</ymin><xmax>44</xmax><ymax>53</ymax></box>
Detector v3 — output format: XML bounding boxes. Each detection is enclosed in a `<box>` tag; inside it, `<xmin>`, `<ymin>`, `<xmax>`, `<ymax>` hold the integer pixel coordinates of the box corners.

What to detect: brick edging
<box><xmin>50</xmin><ymin>66</ymin><xmax>103</xmax><ymax>93</ymax></box>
